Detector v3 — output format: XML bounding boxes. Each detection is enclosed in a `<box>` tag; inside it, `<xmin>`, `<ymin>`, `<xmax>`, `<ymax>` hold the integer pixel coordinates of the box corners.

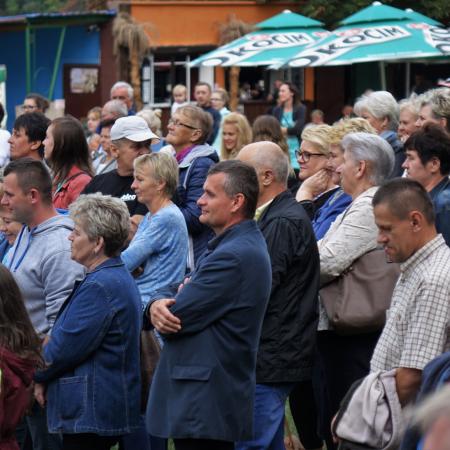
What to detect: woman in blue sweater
<box><xmin>121</xmin><ymin>152</ymin><xmax>188</xmax><ymax>307</ymax></box>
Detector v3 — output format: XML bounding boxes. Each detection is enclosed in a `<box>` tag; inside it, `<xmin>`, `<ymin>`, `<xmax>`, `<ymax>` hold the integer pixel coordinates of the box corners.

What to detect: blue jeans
<box><xmin>235</xmin><ymin>383</ymin><xmax>295</xmax><ymax>450</ymax></box>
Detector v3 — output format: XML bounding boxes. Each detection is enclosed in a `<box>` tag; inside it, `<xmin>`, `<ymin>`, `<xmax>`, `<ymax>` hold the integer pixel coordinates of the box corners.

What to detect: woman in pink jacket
<box><xmin>44</xmin><ymin>116</ymin><xmax>93</xmax><ymax>210</ymax></box>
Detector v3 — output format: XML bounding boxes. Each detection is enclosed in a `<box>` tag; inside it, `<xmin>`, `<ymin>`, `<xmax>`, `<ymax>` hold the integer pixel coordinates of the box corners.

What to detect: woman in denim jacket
<box><xmin>34</xmin><ymin>194</ymin><xmax>141</xmax><ymax>450</ymax></box>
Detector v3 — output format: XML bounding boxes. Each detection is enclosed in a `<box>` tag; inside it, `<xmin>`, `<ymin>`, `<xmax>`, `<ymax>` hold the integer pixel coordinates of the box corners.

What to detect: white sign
<box><xmin>288</xmin><ymin>25</ymin><xmax>410</xmax><ymax>67</ymax></box>
<box><xmin>200</xmin><ymin>32</ymin><xmax>315</xmax><ymax>66</ymax></box>
<box><xmin>423</xmin><ymin>26</ymin><xmax>450</xmax><ymax>54</ymax></box>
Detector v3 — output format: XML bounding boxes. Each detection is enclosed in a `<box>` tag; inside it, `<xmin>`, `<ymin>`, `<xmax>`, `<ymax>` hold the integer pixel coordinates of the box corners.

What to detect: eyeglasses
<box><xmin>21</xmin><ymin>105</ymin><xmax>38</xmax><ymax>111</ymax></box>
<box><xmin>295</xmin><ymin>149</ymin><xmax>326</xmax><ymax>162</ymax></box>
<box><xmin>168</xmin><ymin>118</ymin><xmax>198</xmax><ymax>130</ymax></box>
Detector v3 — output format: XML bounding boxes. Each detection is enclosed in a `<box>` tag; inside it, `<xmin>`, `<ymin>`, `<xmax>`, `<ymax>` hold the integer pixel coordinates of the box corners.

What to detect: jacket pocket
<box><xmin>57</xmin><ymin>375</ymin><xmax>87</xmax><ymax>420</ymax></box>
<box><xmin>171</xmin><ymin>365</ymin><xmax>212</xmax><ymax>381</ymax></box>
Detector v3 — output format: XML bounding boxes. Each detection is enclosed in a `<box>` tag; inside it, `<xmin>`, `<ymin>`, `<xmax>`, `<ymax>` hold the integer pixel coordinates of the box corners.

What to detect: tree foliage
<box><xmin>299</xmin><ymin>0</ymin><xmax>450</xmax><ymax>28</ymax></box>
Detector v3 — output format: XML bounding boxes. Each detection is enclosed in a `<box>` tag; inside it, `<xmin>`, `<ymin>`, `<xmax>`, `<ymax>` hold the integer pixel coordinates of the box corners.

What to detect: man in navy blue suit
<box><xmin>145</xmin><ymin>160</ymin><xmax>272</xmax><ymax>450</ymax></box>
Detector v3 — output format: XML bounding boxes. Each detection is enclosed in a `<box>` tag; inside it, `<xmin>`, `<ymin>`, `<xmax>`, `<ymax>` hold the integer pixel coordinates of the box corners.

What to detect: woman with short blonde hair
<box><xmin>121</xmin><ymin>152</ymin><xmax>188</xmax><ymax>306</ymax></box>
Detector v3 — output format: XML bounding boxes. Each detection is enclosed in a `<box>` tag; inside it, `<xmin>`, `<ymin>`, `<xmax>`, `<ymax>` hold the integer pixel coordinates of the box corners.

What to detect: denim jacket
<box><xmin>35</xmin><ymin>257</ymin><xmax>142</xmax><ymax>435</ymax></box>
<box><xmin>430</xmin><ymin>176</ymin><xmax>450</xmax><ymax>247</ymax></box>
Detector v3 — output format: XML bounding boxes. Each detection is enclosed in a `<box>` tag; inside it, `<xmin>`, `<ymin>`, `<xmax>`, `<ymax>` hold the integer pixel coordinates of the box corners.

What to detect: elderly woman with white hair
<box><xmin>316</xmin><ymin>132</ymin><xmax>395</xmax><ymax>445</ymax></box>
<box><xmin>354</xmin><ymin>90</ymin><xmax>404</xmax><ymax>176</ymax></box>
<box><xmin>398</xmin><ymin>98</ymin><xmax>419</xmax><ymax>143</ymax></box>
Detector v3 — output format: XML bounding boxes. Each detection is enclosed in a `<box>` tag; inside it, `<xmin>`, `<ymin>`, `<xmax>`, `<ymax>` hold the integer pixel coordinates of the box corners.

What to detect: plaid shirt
<box><xmin>371</xmin><ymin>235</ymin><xmax>450</xmax><ymax>372</ymax></box>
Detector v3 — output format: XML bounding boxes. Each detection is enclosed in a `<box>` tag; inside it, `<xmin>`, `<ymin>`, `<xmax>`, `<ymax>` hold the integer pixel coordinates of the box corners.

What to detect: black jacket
<box><xmin>256</xmin><ymin>190</ymin><xmax>320</xmax><ymax>383</ymax></box>
<box><xmin>272</xmin><ymin>104</ymin><xmax>307</xmax><ymax>138</ymax></box>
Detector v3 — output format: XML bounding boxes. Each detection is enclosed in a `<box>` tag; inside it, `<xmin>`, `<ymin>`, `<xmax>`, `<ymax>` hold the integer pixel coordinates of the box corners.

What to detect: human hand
<box><xmin>177</xmin><ymin>277</ymin><xmax>191</xmax><ymax>293</ymax></box>
<box><xmin>34</xmin><ymin>383</ymin><xmax>46</xmax><ymax>407</ymax></box>
<box><xmin>150</xmin><ymin>299</ymin><xmax>181</xmax><ymax>333</ymax></box>
<box><xmin>296</xmin><ymin>169</ymin><xmax>331</xmax><ymax>201</ymax></box>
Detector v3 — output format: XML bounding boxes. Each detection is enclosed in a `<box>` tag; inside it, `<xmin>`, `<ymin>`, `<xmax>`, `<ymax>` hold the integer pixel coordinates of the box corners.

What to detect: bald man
<box><xmin>236</xmin><ymin>142</ymin><xmax>321</xmax><ymax>450</ymax></box>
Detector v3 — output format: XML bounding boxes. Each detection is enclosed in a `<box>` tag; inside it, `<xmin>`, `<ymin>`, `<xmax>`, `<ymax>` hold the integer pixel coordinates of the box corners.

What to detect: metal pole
<box><xmin>186</xmin><ymin>55</ymin><xmax>191</xmax><ymax>102</ymax></box>
<box><xmin>379</xmin><ymin>61</ymin><xmax>386</xmax><ymax>91</ymax></box>
<box><xmin>25</xmin><ymin>25</ymin><xmax>31</xmax><ymax>93</ymax></box>
<box><xmin>48</xmin><ymin>26</ymin><xmax>66</xmax><ymax>100</ymax></box>
<box><xmin>405</xmin><ymin>62</ymin><xmax>411</xmax><ymax>98</ymax></box>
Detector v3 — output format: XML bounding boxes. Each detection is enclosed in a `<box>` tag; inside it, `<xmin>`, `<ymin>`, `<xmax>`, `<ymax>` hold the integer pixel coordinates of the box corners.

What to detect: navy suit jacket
<box><xmin>146</xmin><ymin>220</ymin><xmax>272</xmax><ymax>441</ymax></box>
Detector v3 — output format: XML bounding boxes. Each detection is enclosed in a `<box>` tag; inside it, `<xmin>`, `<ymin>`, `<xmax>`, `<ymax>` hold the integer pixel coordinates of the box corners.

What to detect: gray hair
<box><xmin>421</xmin><ymin>87</ymin><xmax>450</xmax><ymax>121</ymax></box>
<box><xmin>177</xmin><ymin>105</ymin><xmax>212</xmax><ymax>145</ymax></box>
<box><xmin>399</xmin><ymin>98</ymin><xmax>419</xmax><ymax>116</ymax></box>
<box><xmin>342</xmin><ymin>132</ymin><xmax>395</xmax><ymax>185</ymax></box>
<box><xmin>354</xmin><ymin>91</ymin><xmax>400</xmax><ymax>130</ymax></box>
<box><xmin>69</xmin><ymin>193</ymin><xmax>130</xmax><ymax>257</ymax></box>
<box><xmin>102</xmin><ymin>99</ymin><xmax>128</xmax><ymax>118</ymax></box>
<box><xmin>134</xmin><ymin>153</ymin><xmax>179</xmax><ymax>198</ymax></box>
<box><xmin>137</xmin><ymin>108</ymin><xmax>162</xmax><ymax>136</ymax></box>
<box><xmin>111</xmin><ymin>81</ymin><xmax>134</xmax><ymax>100</ymax></box>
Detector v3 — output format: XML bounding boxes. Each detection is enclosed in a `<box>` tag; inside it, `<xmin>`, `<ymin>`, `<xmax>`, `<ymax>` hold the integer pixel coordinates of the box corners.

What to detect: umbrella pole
<box><xmin>405</xmin><ymin>62</ymin><xmax>411</xmax><ymax>98</ymax></box>
<box><xmin>379</xmin><ymin>61</ymin><xmax>386</xmax><ymax>91</ymax></box>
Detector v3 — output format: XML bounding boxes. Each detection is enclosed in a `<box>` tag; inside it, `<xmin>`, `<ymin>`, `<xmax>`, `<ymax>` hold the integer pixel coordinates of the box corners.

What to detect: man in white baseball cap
<box><xmin>82</xmin><ymin>116</ymin><xmax>159</xmax><ymax>219</ymax></box>
<box><xmin>110</xmin><ymin>116</ymin><xmax>159</xmax><ymax>142</ymax></box>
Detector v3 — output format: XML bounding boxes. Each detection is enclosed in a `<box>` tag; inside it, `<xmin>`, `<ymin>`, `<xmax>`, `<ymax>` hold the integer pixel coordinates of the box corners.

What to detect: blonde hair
<box><xmin>328</xmin><ymin>118</ymin><xmax>377</xmax><ymax>146</ymax></box>
<box><xmin>134</xmin><ymin>152</ymin><xmax>179</xmax><ymax>198</ymax></box>
<box><xmin>137</xmin><ymin>108</ymin><xmax>162</xmax><ymax>137</ymax></box>
<box><xmin>213</xmin><ymin>88</ymin><xmax>229</xmax><ymax>105</ymax></box>
<box><xmin>301</xmin><ymin>124</ymin><xmax>332</xmax><ymax>155</ymax></box>
<box><xmin>220</xmin><ymin>113</ymin><xmax>252</xmax><ymax>160</ymax></box>
<box><xmin>173</xmin><ymin>84</ymin><xmax>187</xmax><ymax>96</ymax></box>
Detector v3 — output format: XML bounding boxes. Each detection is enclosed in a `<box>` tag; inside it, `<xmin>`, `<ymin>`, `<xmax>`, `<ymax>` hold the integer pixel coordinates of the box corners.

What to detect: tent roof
<box><xmin>0</xmin><ymin>10</ymin><xmax>115</xmax><ymax>29</ymax></box>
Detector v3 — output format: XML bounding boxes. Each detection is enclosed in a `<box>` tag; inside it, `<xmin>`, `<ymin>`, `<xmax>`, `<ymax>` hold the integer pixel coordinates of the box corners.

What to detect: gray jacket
<box><xmin>5</xmin><ymin>214</ymin><xmax>85</xmax><ymax>335</ymax></box>
<box><xmin>335</xmin><ymin>369</ymin><xmax>406</xmax><ymax>450</ymax></box>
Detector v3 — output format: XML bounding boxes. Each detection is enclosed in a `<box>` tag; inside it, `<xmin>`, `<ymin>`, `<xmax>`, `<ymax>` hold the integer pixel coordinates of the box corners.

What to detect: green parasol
<box><xmin>273</xmin><ymin>2</ymin><xmax>450</xmax><ymax>69</ymax></box>
<box><xmin>190</xmin><ymin>10</ymin><xmax>327</xmax><ymax>67</ymax></box>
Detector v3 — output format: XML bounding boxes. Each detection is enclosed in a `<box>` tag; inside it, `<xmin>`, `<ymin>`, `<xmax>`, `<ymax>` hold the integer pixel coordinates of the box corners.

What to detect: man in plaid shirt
<box><xmin>370</xmin><ymin>178</ymin><xmax>450</xmax><ymax>406</ymax></box>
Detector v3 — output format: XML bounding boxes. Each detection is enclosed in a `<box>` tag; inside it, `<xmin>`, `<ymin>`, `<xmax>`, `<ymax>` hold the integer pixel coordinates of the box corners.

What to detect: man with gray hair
<box><xmin>111</xmin><ymin>80</ymin><xmax>134</xmax><ymax>114</ymax></box>
<box><xmin>101</xmin><ymin>99</ymin><xmax>128</xmax><ymax>122</ymax></box>
<box><xmin>236</xmin><ymin>142</ymin><xmax>320</xmax><ymax>450</ymax></box>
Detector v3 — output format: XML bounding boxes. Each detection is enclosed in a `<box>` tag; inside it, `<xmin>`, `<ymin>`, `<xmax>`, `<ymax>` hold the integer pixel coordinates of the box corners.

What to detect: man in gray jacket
<box><xmin>1</xmin><ymin>158</ymin><xmax>84</xmax><ymax>450</ymax></box>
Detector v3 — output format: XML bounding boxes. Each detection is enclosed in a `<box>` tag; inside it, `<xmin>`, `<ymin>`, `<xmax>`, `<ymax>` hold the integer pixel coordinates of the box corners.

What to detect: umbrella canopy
<box><xmin>190</xmin><ymin>10</ymin><xmax>327</xmax><ymax>67</ymax></box>
<box><xmin>273</xmin><ymin>2</ymin><xmax>450</xmax><ymax>68</ymax></box>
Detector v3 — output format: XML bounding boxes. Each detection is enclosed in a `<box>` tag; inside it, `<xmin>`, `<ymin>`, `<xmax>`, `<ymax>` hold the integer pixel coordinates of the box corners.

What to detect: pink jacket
<box><xmin>52</xmin><ymin>165</ymin><xmax>92</xmax><ymax>210</ymax></box>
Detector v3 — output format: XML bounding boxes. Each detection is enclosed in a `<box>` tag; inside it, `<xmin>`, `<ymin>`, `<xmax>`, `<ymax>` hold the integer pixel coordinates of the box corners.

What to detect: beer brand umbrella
<box><xmin>273</xmin><ymin>2</ymin><xmax>450</xmax><ymax>69</ymax></box>
<box><xmin>190</xmin><ymin>10</ymin><xmax>328</xmax><ymax>67</ymax></box>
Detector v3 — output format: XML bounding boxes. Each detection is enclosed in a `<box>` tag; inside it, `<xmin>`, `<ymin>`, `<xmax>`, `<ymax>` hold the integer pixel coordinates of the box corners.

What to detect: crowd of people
<box><xmin>0</xmin><ymin>77</ymin><xmax>449</xmax><ymax>450</ymax></box>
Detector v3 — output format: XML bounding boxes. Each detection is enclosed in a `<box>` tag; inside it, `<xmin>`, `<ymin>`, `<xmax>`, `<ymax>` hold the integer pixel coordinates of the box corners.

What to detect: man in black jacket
<box><xmin>236</xmin><ymin>142</ymin><xmax>320</xmax><ymax>450</ymax></box>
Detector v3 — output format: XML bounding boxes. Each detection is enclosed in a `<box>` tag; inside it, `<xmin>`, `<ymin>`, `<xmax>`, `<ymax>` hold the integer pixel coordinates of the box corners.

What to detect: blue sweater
<box><xmin>121</xmin><ymin>203</ymin><xmax>188</xmax><ymax>306</ymax></box>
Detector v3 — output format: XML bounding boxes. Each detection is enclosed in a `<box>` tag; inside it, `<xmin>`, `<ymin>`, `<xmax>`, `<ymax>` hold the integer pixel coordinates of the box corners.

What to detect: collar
<box><xmin>429</xmin><ymin>176</ymin><xmax>450</xmax><ymax>198</ymax></box>
<box><xmin>254</xmin><ymin>198</ymin><xmax>274</xmax><ymax>221</ymax></box>
<box><xmin>176</xmin><ymin>145</ymin><xmax>195</xmax><ymax>164</ymax></box>
<box><xmin>206</xmin><ymin>220</ymin><xmax>255</xmax><ymax>251</ymax></box>
<box><xmin>87</xmin><ymin>255</ymin><xmax>124</xmax><ymax>274</ymax></box>
<box><xmin>400</xmin><ymin>235</ymin><xmax>446</xmax><ymax>274</ymax></box>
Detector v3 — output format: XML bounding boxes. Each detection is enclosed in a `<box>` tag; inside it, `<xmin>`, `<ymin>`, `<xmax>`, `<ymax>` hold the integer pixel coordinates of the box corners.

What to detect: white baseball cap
<box><xmin>110</xmin><ymin>116</ymin><xmax>159</xmax><ymax>142</ymax></box>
